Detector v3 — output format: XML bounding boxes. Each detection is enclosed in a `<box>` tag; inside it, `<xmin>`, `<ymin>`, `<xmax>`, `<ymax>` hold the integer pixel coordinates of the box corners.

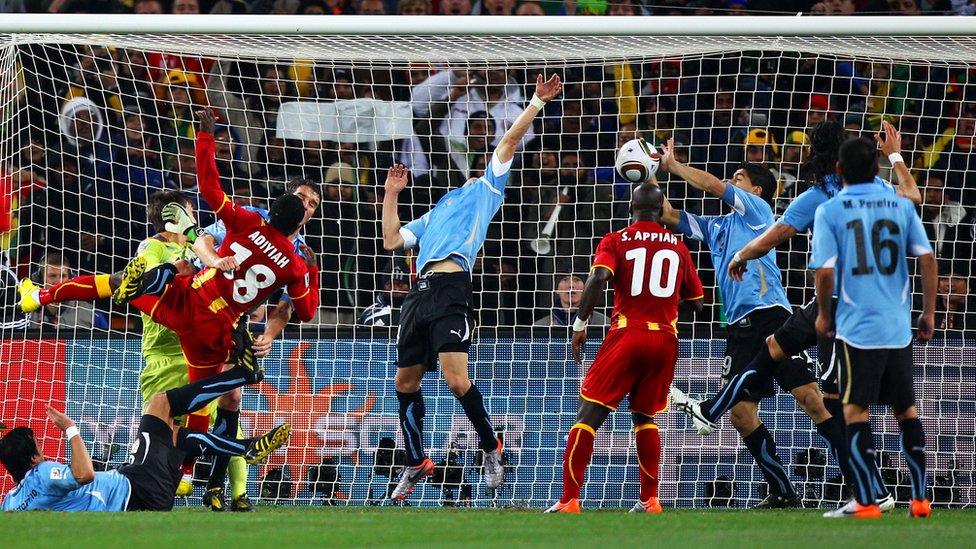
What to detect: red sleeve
<box><xmin>591</xmin><ymin>233</ymin><xmax>619</xmax><ymax>275</ymax></box>
<box><xmin>196</xmin><ymin>132</ymin><xmax>258</xmax><ymax>231</ymax></box>
<box><xmin>287</xmin><ymin>265</ymin><xmax>320</xmax><ymax>322</ymax></box>
<box><xmin>678</xmin><ymin>241</ymin><xmax>704</xmax><ymax>301</ymax></box>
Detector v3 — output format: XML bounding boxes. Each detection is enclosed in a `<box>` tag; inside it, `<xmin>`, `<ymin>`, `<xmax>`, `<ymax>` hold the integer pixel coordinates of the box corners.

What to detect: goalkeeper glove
<box><xmin>162</xmin><ymin>202</ymin><xmax>200</xmax><ymax>243</ymax></box>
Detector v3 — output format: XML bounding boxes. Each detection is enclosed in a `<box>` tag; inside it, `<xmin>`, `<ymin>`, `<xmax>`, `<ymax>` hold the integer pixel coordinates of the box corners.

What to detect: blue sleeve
<box><xmin>36</xmin><ymin>462</ymin><xmax>81</xmax><ymax>495</ymax></box>
<box><xmin>483</xmin><ymin>155</ymin><xmax>513</xmax><ymax>194</ymax></box>
<box><xmin>675</xmin><ymin>210</ymin><xmax>714</xmax><ymax>243</ymax></box>
<box><xmin>779</xmin><ymin>188</ymin><xmax>824</xmax><ymax>232</ymax></box>
<box><xmin>905</xmin><ymin>202</ymin><xmax>933</xmax><ymax>257</ymax></box>
<box><xmin>201</xmin><ymin>219</ymin><xmax>227</xmax><ymax>246</ymax></box>
<box><xmin>721</xmin><ymin>183</ymin><xmax>771</xmax><ymax>228</ymax></box>
<box><xmin>809</xmin><ymin>205</ymin><xmax>839</xmax><ymax>270</ymax></box>
<box><xmin>400</xmin><ymin>212</ymin><xmax>429</xmax><ymax>250</ymax></box>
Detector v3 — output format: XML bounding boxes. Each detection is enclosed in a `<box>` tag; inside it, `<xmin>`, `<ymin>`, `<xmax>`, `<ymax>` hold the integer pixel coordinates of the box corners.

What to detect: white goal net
<box><xmin>1</xmin><ymin>17</ymin><xmax>974</xmax><ymax>508</ymax></box>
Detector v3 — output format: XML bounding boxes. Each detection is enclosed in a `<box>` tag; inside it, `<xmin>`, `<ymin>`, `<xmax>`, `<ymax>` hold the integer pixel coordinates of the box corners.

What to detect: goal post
<box><xmin>0</xmin><ymin>15</ymin><xmax>974</xmax><ymax>508</ymax></box>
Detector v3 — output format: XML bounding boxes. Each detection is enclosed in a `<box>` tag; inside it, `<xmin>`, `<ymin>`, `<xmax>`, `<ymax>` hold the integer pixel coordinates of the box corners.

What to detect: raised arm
<box><xmin>571</xmin><ymin>267</ymin><xmax>613</xmax><ymax>365</ymax></box>
<box><xmin>493</xmin><ymin>73</ymin><xmax>562</xmax><ymax>165</ymax></box>
<box><xmin>381</xmin><ymin>164</ymin><xmax>409</xmax><ymax>251</ymax></box>
<box><xmin>287</xmin><ymin>244</ymin><xmax>320</xmax><ymax>322</ymax></box>
<box><xmin>193</xmin><ymin>109</ymin><xmax>232</xmax><ymax>218</ymax></box>
<box><xmin>46</xmin><ymin>404</ymin><xmax>94</xmax><ymax>486</ymax></box>
<box><xmin>659</xmin><ymin>137</ymin><xmax>727</xmax><ymax>198</ymax></box>
<box><xmin>878</xmin><ymin>121</ymin><xmax>921</xmax><ymax>205</ymax></box>
<box><xmin>192</xmin><ymin>233</ymin><xmax>239</xmax><ymax>272</ymax></box>
<box><xmin>727</xmin><ymin>223</ymin><xmax>797</xmax><ymax>281</ymax></box>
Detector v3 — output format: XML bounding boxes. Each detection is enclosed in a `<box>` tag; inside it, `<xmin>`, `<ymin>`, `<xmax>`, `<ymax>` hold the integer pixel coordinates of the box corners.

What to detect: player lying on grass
<box><xmin>546</xmin><ymin>184</ymin><xmax>704</xmax><ymax>514</ymax></box>
<box><xmin>0</xmin><ymin>377</ymin><xmax>291</xmax><ymax>511</ymax></box>
<box><xmin>670</xmin><ymin>120</ymin><xmax>919</xmax><ymax>511</ymax></box>
<box><xmin>810</xmin><ymin>137</ymin><xmax>936</xmax><ymax>519</ymax></box>
<box><xmin>380</xmin><ymin>73</ymin><xmax>562</xmax><ymax>500</ymax></box>
<box><xmin>113</xmin><ymin>107</ymin><xmax>319</xmax><ymax>385</ymax></box>
<box><xmin>190</xmin><ymin>175</ymin><xmax>321</xmax><ymax>511</ymax></box>
<box><xmin>656</xmin><ymin>140</ymin><xmax>851</xmax><ymax>509</ymax></box>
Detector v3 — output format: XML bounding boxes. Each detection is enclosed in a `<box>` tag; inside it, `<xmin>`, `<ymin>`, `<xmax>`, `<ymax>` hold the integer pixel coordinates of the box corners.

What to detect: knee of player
<box><xmin>218</xmin><ymin>388</ymin><xmax>242</xmax><ymax>409</ymax></box>
<box><xmin>728</xmin><ymin>404</ymin><xmax>759</xmax><ymax>431</ymax></box>
<box><xmin>444</xmin><ymin>377</ymin><xmax>471</xmax><ymax>397</ymax></box>
<box><xmin>394</xmin><ymin>372</ymin><xmax>422</xmax><ymax>393</ymax></box>
<box><xmin>792</xmin><ymin>384</ymin><xmax>825</xmax><ymax>415</ymax></box>
<box><xmin>146</xmin><ymin>392</ymin><xmax>171</xmax><ymax>418</ymax></box>
<box><xmin>631</xmin><ymin>412</ymin><xmax>654</xmax><ymax>427</ymax></box>
<box><xmin>893</xmin><ymin>405</ymin><xmax>919</xmax><ymax>422</ymax></box>
<box><xmin>765</xmin><ymin>335</ymin><xmax>785</xmax><ymax>361</ymax></box>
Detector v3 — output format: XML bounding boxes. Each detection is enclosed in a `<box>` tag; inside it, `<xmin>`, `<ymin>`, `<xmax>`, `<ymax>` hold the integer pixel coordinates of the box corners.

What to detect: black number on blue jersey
<box><xmin>845</xmin><ymin>218</ymin><xmax>900</xmax><ymax>276</ymax></box>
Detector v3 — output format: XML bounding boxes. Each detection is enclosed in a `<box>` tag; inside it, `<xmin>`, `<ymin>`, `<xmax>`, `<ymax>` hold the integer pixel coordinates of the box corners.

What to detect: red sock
<box><xmin>561</xmin><ymin>423</ymin><xmax>595</xmax><ymax>503</ymax></box>
<box><xmin>635</xmin><ymin>423</ymin><xmax>661</xmax><ymax>501</ymax></box>
<box><xmin>40</xmin><ymin>274</ymin><xmax>113</xmax><ymax>305</ymax></box>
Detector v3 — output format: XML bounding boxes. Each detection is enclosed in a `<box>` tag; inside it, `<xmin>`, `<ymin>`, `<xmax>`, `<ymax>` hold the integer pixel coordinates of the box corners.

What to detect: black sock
<box><xmin>207</xmin><ymin>407</ymin><xmax>240</xmax><ymax>490</ymax></box>
<box><xmin>177</xmin><ymin>427</ymin><xmax>249</xmax><ymax>458</ymax></box>
<box><xmin>166</xmin><ymin>366</ymin><xmax>252</xmax><ymax>416</ymax></box>
<box><xmin>899</xmin><ymin>418</ymin><xmax>927</xmax><ymax>500</ymax></box>
<box><xmin>742</xmin><ymin>424</ymin><xmax>794</xmax><ymax>497</ymax></box>
<box><xmin>143</xmin><ymin>263</ymin><xmax>178</xmax><ymax>296</ymax></box>
<box><xmin>457</xmin><ymin>384</ymin><xmax>497</xmax><ymax>454</ymax></box>
<box><xmin>847</xmin><ymin>421</ymin><xmax>878</xmax><ymax>506</ymax></box>
<box><xmin>814</xmin><ymin>409</ymin><xmax>856</xmax><ymax>492</ymax></box>
<box><xmin>700</xmin><ymin>347</ymin><xmax>777</xmax><ymax>422</ymax></box>
<box><xmin>397</xmin><ymin>390</ymin><xmax>426</xmax><ymax>466</ymax></box>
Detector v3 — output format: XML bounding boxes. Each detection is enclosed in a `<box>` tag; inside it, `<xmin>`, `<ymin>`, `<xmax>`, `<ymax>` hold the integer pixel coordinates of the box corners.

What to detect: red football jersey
<box><xmin>591</xmin><ymin>220</ymin><xmax>703</xmax><ymax>334</ymax></box>
<box><xmin>192</xmin><ymin>133</ymin><xmax>319</xmax><ymax>322</ymax></box>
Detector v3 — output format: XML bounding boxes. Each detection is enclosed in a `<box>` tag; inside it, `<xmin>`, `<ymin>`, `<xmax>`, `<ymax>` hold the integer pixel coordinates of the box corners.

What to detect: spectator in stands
<box><xmin>608</xmin><ymin>0</ymin><xmax>638</xmax><ymax>15</ymax></box>
<box><xmin>743</xmin><ymin>128</ymin><xmax>779</xmax><ymax>164</ymax></box>
<box><xmin>157</xmin><ymin>69</ymin><xmax>208</xmax><ymax>153</ymax></box>
<box><xmin>924</xmin><ymin>103</ymin><xmax>976</xmax><ymax>205</ymax></box>
<box><xmin>358</xmin><ymin>0</ymin><xmax>386</xmax><ymax>13</ymax></box>
<box><xmin>164</xmin><ymin>139</ymin><xmax>199</xmax><ymax>191</ymax></box>
<box><xmin>398</xmin><ymin>0</ymin><xmax>429</xmax><ymax>13</ymax></box>
<box><xmin>889</xmin><ymin>0</ymin><xmax>921</xmax><ymax>15</ymax></box>
<box><xmin>28</xmin><ymin>253</ymin><xmax>108</xmax><ymax>330</ymax></box>
<box><xmin>440</xmin><ymin>68</ymin><xmax>531</xmax><ymax>179</ymax></box>
<box><xmin>515</xmin><ymin>0</ymin><xmax>544</xmax><ymax>15</ymax></box>
<box><xmin>935</xmin><ymin>273</ymin><xmax>976</xmax><ymax>339</ymax></box>
<box><xmin>359</xmin><ymin>256</ymin><xmax>411</xmax><ymax>327</ymax></box>
<box><xmin>803</xmin><ymin>93</ymin><xmax>830</xmax><ymax>130</ymax></box>
<box><xmin>533</xmin><ymin>275</ymin><xmax>609</xmax><ymax>327</ymax></box>
<box><xmin>476</xmin><ymin>0</ymin><xmax>515</xmax><ymax>15</ymax></box>
<box><xmin>439</xmin><ymin>0</ymin><xmax>472</xmax><ymax>14</ymax></box>
<box><xmin>778</xmin><ymin>130</ymin><xmax>810</xmax><ymax>208</ymax></box>
<box><xmin>133</xmin><ymin>0</ymin><xmax>163</xmax><ymax>13</ymax></box>
<box><xmin>921</xmin><ymin>173</ymin><xmax>971</xmax><ymax>268</ymax></box>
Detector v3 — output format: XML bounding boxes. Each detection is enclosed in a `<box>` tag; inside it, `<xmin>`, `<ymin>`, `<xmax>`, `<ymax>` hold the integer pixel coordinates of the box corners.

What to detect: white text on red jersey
<box><xmin>248</xmin><ymin>230</ymin><xmax>290</xmax><ymax>268</ymax></box>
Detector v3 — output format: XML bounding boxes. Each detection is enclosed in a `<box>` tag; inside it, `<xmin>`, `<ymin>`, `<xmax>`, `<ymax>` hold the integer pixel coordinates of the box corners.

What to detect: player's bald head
<box><xmin>631</xmin><ymin>183</ymin><xmax>664</xmax><ymax>221</ymax></box>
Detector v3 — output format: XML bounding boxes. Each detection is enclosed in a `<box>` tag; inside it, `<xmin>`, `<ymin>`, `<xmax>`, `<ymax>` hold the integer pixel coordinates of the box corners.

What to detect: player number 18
<box><xmin>624</xmin><ymin>247</ymin><xmax>679</xmax><ymax>298</ymax></box>
<box><xmin>224</xmin><ymin>242</ymin><xmax>278</xmax><ymax>303</ymax></box>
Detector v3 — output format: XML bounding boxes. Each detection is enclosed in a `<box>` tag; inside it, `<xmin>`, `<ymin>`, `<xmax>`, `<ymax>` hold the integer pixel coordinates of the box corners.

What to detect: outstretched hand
<box><xmin>877</xmin><ymin>120</ymin><xmax>902</xmax><ymax>157</ymax></box>
<box><xmin>384</xmin><ymin>164</ymin><xmax>409</xmax><ymax>196</ymax></box>
<box><xmin>196</xmin><ymin>107</ymin><xmax>217</xmax><ymax>134</ymax></box>
<box><xmin>299</xmin><ymin>243</ymin><xmax>317</xmax><ymax>270</ymax></box>
<box><xmin>534</xmin><ymin>73</ymin><xmax>563</xmax><ymax>103</ymax></box>
<box><xmin>46</xmin><ymin>404</ymin><xmax>75</xmax><ymax>432</ymax></box>
<box><xmin>657</xmin><ymin>137</ymin><xmax>676</xmax><ymax>173</ymax></box>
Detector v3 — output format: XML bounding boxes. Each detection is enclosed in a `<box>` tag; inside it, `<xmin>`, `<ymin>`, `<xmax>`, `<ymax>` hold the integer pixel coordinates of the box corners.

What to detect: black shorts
<box><xmin>725</xmin><ymin>307</ymin><xmax>817</xmax><ymax>401</ymax></box>
<box><xmin>397</xmin><ymin>272</ymin><xmax>476</xmax><ymax>371</ymax></box>
<box><xmin>837</xmin><ymin>341</ymin><xmax>916</xmax><ymax>412</ymax></box>
<box><xmin>772</xmin><ymin>298</ymin><xmax>840</xmax><ymax>395</ymax></box>
<box><xmin>118</xmin><ymin>415</ymin><xmax>185</xmax><ymax>511</ymax></box>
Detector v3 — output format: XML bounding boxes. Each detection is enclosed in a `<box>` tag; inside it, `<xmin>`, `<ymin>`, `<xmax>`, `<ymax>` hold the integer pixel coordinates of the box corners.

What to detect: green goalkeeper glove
<box><xmin>162</xmin><ymin>202</ymin><xmax>200</xmax><ymax>243</ymax></box>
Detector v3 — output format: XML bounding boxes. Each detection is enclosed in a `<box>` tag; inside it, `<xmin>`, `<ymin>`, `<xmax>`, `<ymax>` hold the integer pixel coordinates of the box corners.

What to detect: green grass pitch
<box><xmin>3</xmin><ymin>507</ymin><xmax>976</xmax><ymax>548</ymax></box>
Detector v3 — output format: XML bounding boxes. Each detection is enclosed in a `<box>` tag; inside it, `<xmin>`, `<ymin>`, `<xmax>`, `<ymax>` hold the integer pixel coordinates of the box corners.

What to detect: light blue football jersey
<box><xmin>676</xmin><ymin>183</ymin><xmax>791</xmax><ymax>324</ymax></box>
<box><xmin>1</xmin><ymin>461</ymin><xmax>130</xmax><ymax>512</ymax></box>
<box><xmin>810</xmin><ymin>181</ymin><xmax>933</xmax><ymax>349</ymax></box>
<box><xmin>400</xmin><ymin>156</ymin><xmax>512</xmax><ymax>273</ymax></box>
<box><xmin>779</xmin><ymin>174</ymin><xmax>893</xmax><ymax>233</ymax></box>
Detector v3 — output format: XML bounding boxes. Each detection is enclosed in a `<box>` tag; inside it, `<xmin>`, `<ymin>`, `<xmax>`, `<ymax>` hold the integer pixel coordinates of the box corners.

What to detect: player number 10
<box><xmin>624</xmin><ymin>248</ymin><xmax>679</xmax><ymax>298</ymax></box>
<box><xmin>224</xmin><ymin>242</ymin><xmax>278</xmax><ymax>303</ymax></box>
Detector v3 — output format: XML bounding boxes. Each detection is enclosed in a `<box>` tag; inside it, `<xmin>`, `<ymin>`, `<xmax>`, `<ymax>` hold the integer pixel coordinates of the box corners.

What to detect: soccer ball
<box><xmin>614</xmin><ymin>138</ymin><xmax>660</xmax><ymax>183</ymax></box>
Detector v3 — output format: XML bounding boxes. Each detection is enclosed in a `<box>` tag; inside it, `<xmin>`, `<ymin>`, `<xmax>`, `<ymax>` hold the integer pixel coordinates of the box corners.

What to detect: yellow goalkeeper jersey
<box><xmin>136</xmin><ymin>237</ymin><xmax>195</xmax><ymax>358</ymax></box>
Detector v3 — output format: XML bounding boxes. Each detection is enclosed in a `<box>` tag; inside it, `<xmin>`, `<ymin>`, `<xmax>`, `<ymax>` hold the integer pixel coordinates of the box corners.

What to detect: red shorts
<box><xmin>134</xmin><ymin>275</ymin><xmax>234</xmax><ymax>367</ymax></box>
<box><xmin>580</xmin><ymin>328</ymin><xmax>679</xmax><ymax>417</ymax></box>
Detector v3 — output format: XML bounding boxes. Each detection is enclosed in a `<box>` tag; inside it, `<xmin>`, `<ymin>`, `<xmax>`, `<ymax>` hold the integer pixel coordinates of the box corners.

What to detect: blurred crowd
<box><xmin>1</xmin><ymin>0</ymin><xmax>975</xmax><ymax>16</ymax></box>
<box><xmin>0</xmin><ymin>18</ymin><xmax>974</xmax><ymax>338</ymax></box>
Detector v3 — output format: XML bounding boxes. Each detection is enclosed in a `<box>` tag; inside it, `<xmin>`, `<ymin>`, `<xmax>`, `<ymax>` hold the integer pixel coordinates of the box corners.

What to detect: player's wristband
<box><xmin>572</xmin><ymin>317</ymin><xmax>588</xmax><ymax>332</ymax></box>
<box><xmin>530</xmin><ymin>94</ymin><xmax>546</xmax><ymax>110</ymax></box>
<box><xmin>888</xmin><ymin>152</ymin><xmax>905</xmax><ymax>165</ymax></box>
<box><xmin>732</xmin><ymin>251</ymin><xmax>743</xmax><ymax>265</ymax></box>
<box><xmin>64</xmin><ymin>426</ymin><xmax>80</xmax><ymax>441</ymax></box>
